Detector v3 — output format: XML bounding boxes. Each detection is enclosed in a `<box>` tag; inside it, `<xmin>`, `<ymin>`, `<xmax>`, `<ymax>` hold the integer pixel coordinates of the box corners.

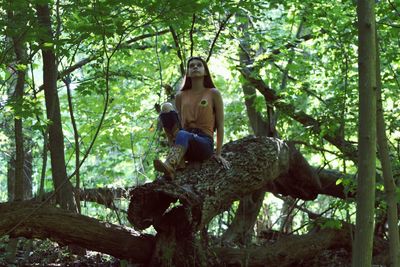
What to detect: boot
<box><xmin>154</xmin><ymin>145</ymin><xmax>186</xmax><ymax>179</ymax></box>
<box><xmin>165</xmin><ymin>130</ymin><xmax>179</xmax><ymax>146</ymax></box>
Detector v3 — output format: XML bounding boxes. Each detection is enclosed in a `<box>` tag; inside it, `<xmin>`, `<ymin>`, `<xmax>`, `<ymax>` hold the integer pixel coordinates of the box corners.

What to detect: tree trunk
<box><xmin>65</xmin><ymin>77</ymin><xmax>82</xmax><ymax>213</ymax></box>
<box><xmin>12</xmin><ymin>67</ymin><xmax>25</xmax><ymax>202</ymax></box>
<box><xmin>353</xmin><ymin>0</ymin><xmax>377</xmax><ymax>266</ymax></box>
<box><xmin>279</xmin><ymin>197</ymin><xmax>296</xmax><ymax>233</ymax></box>
<box><xmin>216</xmin><ymin>222</ymin><xmax>388</xmax><ymax>267</ymax></box>
<box><xmin>0</xmin><ymin>201</ymin><xmax>389</xmax><ymax>266</ymax></box>
<box><xmin>11</xmin><ymin>25</ymin><xmax>27</xmax><ymax>202</ymax></box>
<box><xmin>239</xmin><ymin>66</ymin><xmax>358</xmax><ymax>162</ymax></box>
<box><xmin>221</xmin><ymin>190</ymin><xmax>265</xmax><ymax>246</ymax></box>
<box><xmin>7</xmin><ymin>159</ymin><xmax>15</xmax><ymax>202</ymax></box>
<box><xmin>35</xmin><ymin>3</ymin><xmax>77</xmax><ymax>211</ymax></box>
<box><xmin>5</xmin><ymin>13</ymin><xmax>28</xmax><ymax>260</ymax></box>
<box><xmin>375</xmin><ymin>26</ymin><xmax>400</xmax><ymax>266</ymax></box>
<box><xmin>0</xmin><ymin>201</ymin><xmax>154</xmax><ymax>263</ymax></box>
<box><xmin>0</xmin><ymin>137</ymin><xmax>369</xmax><ymax>266</ymax></box>
<box><xmin>221</xmin><ymin>18</ymin><xmax>269</xmax><ymax>246</ymax></box>
<box><xmin>128</xmin><ymin>136</ymin><xmax>326</xmax><ymax>265</ymax></box>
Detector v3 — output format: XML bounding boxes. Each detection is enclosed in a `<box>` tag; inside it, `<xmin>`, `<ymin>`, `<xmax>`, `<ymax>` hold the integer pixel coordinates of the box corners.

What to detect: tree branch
<box><xmin>169</xmin><ymin>26</ymin><xmax>185</xmax><ymax>76</ymax></box>
<box><xmin>239</xmin><ymin>67</ymin><xmax>358</xmax><ymax>162</ymax></box>
<box><xmin>216</xmin><ymin>222</ymin><xmax>388</xmax><ymax>267</ymax></box>
<box><xmin>190</xmin><ymin>14</ymin><xmax>196</xmax><ymax>57</ymax></box>
<box><xmin>127</xmin><ymin>135</ymin><xmax>355</xmax><ymax>236</ymax></box>
<box><xmin>0</xmin><ymin>201</ymin><xmax>154</xmax><ymax>262</ymax></box>
<box><xmin>206</xmin><ymin>13</ymin><xmax>233</xmax><ymax>62</ymax></box>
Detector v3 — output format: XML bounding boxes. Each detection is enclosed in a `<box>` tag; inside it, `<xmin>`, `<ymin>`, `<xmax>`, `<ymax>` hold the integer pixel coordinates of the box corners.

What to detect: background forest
<box><xmin>0</xmin><ymin>0</ymin><xmax>399</xmax><ymax>266</ymax></box>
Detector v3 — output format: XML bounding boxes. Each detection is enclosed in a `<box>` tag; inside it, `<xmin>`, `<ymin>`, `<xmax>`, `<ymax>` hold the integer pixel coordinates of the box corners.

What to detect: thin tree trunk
<box><xmin>36</xmin><ymin>3</ymin><xmax>77</xmax><ymax>211</ymax></box>
<box><xmin>353</xmin><ymin>0</ymin><xmax>377</xmax><ymax>266</ymax></box>
<box><xmin>375</xmin><ymin>27</ymin><xmax>400</xmax><ymax>266</ymax></box>
<box><xmin>65</xmin><ymin>78</ymin><xmax>81</xmax><ymax>213</ymax></box>
<box><xmin>279</xmin><ymin>197</ymin><xmax>296</xmax><ymax>234</ymax></box>
<box><xmin>226</xmin><ymin>17</ymin><xmax>306</xmax><ymax>245</ymax></box>
<box><xmin>23</xmin><ymin>150</ymin><xmax>33</xmax><ymax>200</ymax></box>
<box><xmin>7</xmin><ymin>160</ymin><xmax>15</xmax><ymax>202</ymax></box>
<box><xmin>5</xmin><ymin>7</ymin><xmax>28</xmax><ymax>261</ymax></box>
<box><xmin>12</xmin><ymin>35</ymin><xmax>26</xmax><ymax>202</ymax></box>
<box><xmin>38</xmin><ymin>133</ymin><xmax>48</xmax><ymax>198</ymax></box>
<box><xmin>221</xmin><ymin>18</ymin><xmax>269</xmax><ymax>246</ymax></box>
<box><xmin>222</xmin><ymin>190</ymin><xmax>265</xmax><ymax>245</ymax></box>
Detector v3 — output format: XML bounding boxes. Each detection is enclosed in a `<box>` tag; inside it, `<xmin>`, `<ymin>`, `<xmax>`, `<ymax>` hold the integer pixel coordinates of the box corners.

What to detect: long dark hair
<box><xmin>180</xmin><ymin>57</ymin><xmax>216</xmax><ymax>90</ymax></box>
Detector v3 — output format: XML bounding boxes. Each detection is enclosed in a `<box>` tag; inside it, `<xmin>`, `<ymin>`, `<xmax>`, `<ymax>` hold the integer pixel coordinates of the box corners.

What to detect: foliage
<box><xmin>0</xmin><ymin>0</ymin><xmax>399</xmax><ymax>263</ymax></box>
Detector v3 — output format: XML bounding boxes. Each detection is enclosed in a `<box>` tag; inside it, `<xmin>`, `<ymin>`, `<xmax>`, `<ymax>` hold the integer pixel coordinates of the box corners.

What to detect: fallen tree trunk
<box><xmin>35</xmin><ymin>187</ymin><xmax>132</xmax><ymax>209</ymax></box>
<box><xmin>215</xmin><ymin>222</ymin><xmax>388</xmax><ymax>267</ymax></box>
<box><xmin>127</xmin><ymin>136</ymin><xmax>325</xmax><ymax>265</ymax></box>
<box><xmin>0</xmin><ymin>136</ymin><xmax>357</xmax><ymax>266</ymax></box>
<box><xmin>127</xmin><ymin>136</ymin><xmax>340</xmax><ymax>233</ymax></box>
<box><xmin>0</xmin><ymin>201</ymin><xmax>154</xmax><ymax>263</ymax></box>
<box><xmin>128</xmin><ymin>137</ymin><xmax>292</xmax><ymax>231</ymax></box>
<box><xmin>0</xmin><ymin>201</ymin><xmax>388</xmax><ymax>266</ymax></box>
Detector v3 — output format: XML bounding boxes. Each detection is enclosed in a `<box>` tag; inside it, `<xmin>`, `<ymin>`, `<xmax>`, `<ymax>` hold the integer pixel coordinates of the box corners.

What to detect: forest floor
<box><xmin>0</xmin><ymin>237</ymin><xmax>365</xmax><ymax>266</ymax></box>
<box><xmin>0</xmin><ymin>238</ymin><xmax>120</xmax><ymax>267</ymax></box>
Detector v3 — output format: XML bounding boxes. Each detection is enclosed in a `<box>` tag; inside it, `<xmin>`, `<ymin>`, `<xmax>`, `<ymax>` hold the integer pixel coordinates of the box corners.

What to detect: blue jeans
<box><xmin>175</xmin><ymin>129</ymin><xmax>214</xmax><ymax>161</ymax></box>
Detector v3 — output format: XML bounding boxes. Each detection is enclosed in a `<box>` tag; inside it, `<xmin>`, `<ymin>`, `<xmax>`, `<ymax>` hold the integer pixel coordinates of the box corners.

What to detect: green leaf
<box><xmin>43</xmin><ymin>42</ymin><xmax>54</xmax><ymax>48</ymax></box>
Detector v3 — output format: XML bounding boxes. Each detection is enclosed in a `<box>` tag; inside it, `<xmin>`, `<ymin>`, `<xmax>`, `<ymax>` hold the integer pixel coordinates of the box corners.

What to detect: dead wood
<box><xmin>127</xmin><ymin>136</ymin><xmax>349</xmax><ymax>232</ymax></box>
<box><xmin>215</xmin><ymin>222</ymin><xmax>388</xmax><ymax>267</ymax></box>
<box><xmin>0</xmin><ymin>201</ymin><xmax>154</xmax><ymax>263</ymax></box>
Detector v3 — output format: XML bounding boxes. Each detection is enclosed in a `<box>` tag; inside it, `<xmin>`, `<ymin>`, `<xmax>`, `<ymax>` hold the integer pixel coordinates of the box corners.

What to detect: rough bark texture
<box><xmin>127</xmin><ymin>136</ymin><xmax>348</xmax><ymax>234</ymax></box>
<box><xmin>12</xmin><ymin>43</ymin><xmax>26</xmax><ymax>202</ymax></box>
<box><xmin>216</xmin><ymin>222</ymin><xmax>388</xmax><ymax>267</ymax></box>
<box><xmin>128</xmin><ymin>137</ymin><xmax>290</xmax><ymax>232</ymax></box>
<box><xmin>0</xmin><ymin>201</ymin><xmax>388</xmax><ymax>266</ymax></box>
<box><xmin>128</xmin><ymin>136</ymin><xmax>325</xmax><ymax>265</ymax></box>
<box><xmin>0</xmin><ymin>201</ymin><xmax>154</xmax><ymax>263</ymax></box>
<box><xmin>0</xmin><ymin>136</ymin><xmax>367</xmax><ymax>266</ymax></box>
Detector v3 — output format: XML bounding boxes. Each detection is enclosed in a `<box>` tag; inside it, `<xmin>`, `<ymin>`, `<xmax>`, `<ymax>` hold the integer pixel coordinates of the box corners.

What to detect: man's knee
<box><xmin>161</xmin><ymin>102</ymin><xmax>175</xmax><ymax>113</ymax></box>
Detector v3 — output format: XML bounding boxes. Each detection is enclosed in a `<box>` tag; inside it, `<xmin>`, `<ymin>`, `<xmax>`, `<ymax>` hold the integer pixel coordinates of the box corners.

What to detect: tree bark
<box><xmin>128</xmin><ymin>136</ymin><xmax>326</xmax><ymax>265</ymax></box>
<box><xmin>353</xmin><ymin>0</ymin><xmax>377</xmax><ymax>266</ymax></box>
<box><xmin>35</xmin><ymin>187</ymin><xmax>132</xmax><ymax>209</ymax></box>
<box><xmin>221</xmin><ymin>17</ymin><xmax>269</xmax><ymax>246</ymax></box>
<box><xmin>0</xmin><ymin>137</ymin><xmax>365</xmax><ymax>266</ymax></box>
<box><xmin>375</xmin><ymin>26</ymin><xmax>400</xmax><ymax>266</ymax></box>
<box><xmin>128</xmin><ymin>137</ymin><xmax>290</xmax><ymax>231</ymax></box>
<box><xmin>127</xmin><ymin>137</ymin><xmax>348</xmax><ymax>232</ymax></box>
<box><xmin>0</xmin><ymin>201</ymin><xmax>389</xmax><ymax>266</ymax></box>
<box><xmin>12</xmin><ymin>39</ymin><xmax>26</xmax><ymax>202</ymax></box>
<box><xmin>0</xmin><ymin>201</ymin><xmax>154</xmax><ymax>263</ymax></box>
<box><xmin>216</xmin><ymin>222</ymin><xmax>388</xmax><ymax>267</ymax></box>
<box><xmin>221</xmin><ymin>189</ymin><xmax>265</xmax><ymax>245</ymax></box>
<box><xmin>36</xmin><ymin>3</ymin><xmax>77</xmax><ymax>211</ymax></box>
<box><xmin>7</xmin><ymin>159</ymin><xmax>15</xmax><ymax>201</ymax></box>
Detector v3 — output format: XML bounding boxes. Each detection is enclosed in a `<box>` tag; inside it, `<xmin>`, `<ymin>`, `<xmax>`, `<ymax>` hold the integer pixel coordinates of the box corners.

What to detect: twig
<box><xmin>169</xmin><ymin>26</ymin><xmax>185</xmax><ymax>76</ymax></box>
<box><xmin>206</xmin><ymin>13</ymin><xmax>233</xmax><ymax>62</ymax></box>
<box><xmin>190</xmin><ymin>14</ymin><xmax>196</xmax><ymax>57</ymax></box>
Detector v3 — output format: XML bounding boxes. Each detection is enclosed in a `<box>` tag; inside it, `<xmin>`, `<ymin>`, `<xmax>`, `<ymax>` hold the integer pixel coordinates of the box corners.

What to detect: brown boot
<box><xmin>154</xmin><ymin>145</ymin><xmax>186</xmax><ymax>179</ymax></box>
<box><xmin>165</xmin><ymin>129</ymin><xmax>179</xmax><ymax>146</ymax></box>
